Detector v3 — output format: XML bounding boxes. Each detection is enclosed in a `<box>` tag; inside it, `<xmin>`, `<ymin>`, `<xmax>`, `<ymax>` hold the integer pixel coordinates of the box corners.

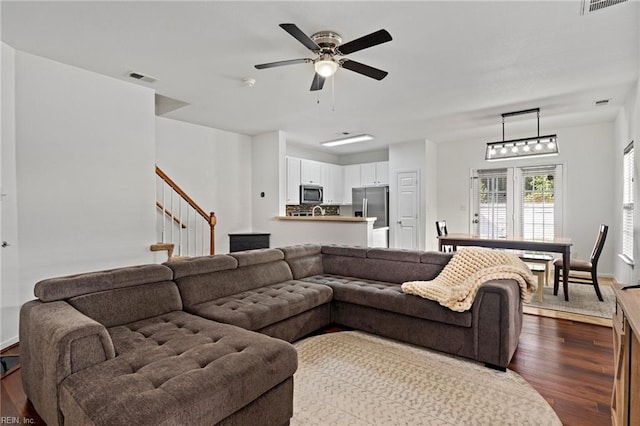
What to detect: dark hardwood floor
<box><xmin>509</xmin><ymin>315</ymin><xmax>614</xmax><ymax>426</ymax></box>
<box><xmin>1</xmin><ymin>314</ymin><xmax>614</xmax><ymax>426</ymax></box>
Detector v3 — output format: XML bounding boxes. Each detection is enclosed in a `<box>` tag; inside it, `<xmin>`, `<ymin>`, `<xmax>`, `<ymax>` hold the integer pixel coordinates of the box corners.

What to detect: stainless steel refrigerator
<box><xmin>352</xmin><ymin>186</ymin><xmax>389</xmax><ymax>229</ymax></box>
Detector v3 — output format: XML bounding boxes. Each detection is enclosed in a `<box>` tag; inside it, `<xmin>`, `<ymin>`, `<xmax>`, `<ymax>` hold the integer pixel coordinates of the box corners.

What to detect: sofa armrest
<box><xmin>471</xmin><ymin>279</ymin><xmax>523</xmax><ymax>369</ymax></box>
<box><xmin>20</xmin><ymin>299</ymin><xmax>115</xmax><ymax>426</ymax></box>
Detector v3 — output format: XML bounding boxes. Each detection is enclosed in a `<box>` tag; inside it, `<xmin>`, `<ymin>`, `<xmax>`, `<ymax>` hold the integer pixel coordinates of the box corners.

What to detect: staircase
<box><xmin>152</xmin><ymin>165</ymin><xmax>216</xmax><ymax>259</ymax></box>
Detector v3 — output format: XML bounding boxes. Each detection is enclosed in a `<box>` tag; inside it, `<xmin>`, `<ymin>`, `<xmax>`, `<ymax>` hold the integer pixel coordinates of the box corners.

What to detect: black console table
<box><xmin>228</xmin><ymin>233</ymin><xmax>270</xmax><ymax>252</ymax></box>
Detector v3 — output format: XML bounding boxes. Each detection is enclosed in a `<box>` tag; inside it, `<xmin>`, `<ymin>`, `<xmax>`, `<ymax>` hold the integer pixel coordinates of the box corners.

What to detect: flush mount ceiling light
<box><xmin>485</xmin><ymin>108</ymin><xmax>559</xmax><ymax>162</ymax></box>
<box><xmin>321</xmin><ymin>134</ymin><xmax>374</xmax><ymax>147</ymax></box>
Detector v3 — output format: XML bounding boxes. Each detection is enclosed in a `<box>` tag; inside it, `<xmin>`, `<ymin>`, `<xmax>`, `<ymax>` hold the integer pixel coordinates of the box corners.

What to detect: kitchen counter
<box><xmin>276</xmin><ymin>216</ymin><xmax>377</xmax><ymax>223</ymax></box>
<box><xmin>270</xmin><ymin>215</ymin><xmax>386</xmax><ymax>248</ymax></box>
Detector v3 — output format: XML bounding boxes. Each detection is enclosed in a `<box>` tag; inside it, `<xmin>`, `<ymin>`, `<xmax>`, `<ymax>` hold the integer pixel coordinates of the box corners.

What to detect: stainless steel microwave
<box><xmin>300</xmin><ymin>184</ymin><xmax>323</xmax><ymax>204</ymax></box>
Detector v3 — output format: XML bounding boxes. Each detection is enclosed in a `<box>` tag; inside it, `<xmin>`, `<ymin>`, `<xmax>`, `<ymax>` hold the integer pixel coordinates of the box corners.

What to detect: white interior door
<box><xmin>396</xmin><ymin>171</ymin><xmax>419</xmax><ymax>249</ymax></box>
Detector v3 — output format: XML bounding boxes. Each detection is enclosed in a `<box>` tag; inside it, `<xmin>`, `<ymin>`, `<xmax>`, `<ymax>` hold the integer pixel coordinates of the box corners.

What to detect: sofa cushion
<box><xmin>230</xmin><ymin>248</ymin><xmax>284</xmax><ymax>267</ymax></box>
<box><xmin>164</xmin><ymin>255</ymin><xmax>237</xmax><ymax>280</ymax></box>
<box><xmin>279</xmin><ymin>244</ymin><xmax>324</xmax><ymax>279</ymax></box>
<box><xmin>186</xmin><ymin>281</ymin><xmax>333</xmax><ymax>331</ymax></box>
<box><xmin>34</xmin><ymin>264</ymin><xmax>173</xmax><ymax>302</ymax></box>
<box><xmin>322</xmin><ymin>255</ymin><xmax>451</xmax><ymax>284</ymax></box>
<box><xmin>60</xmin><ymin>311</ymin><xmax>297</xmax><ymax>426</ymax></box>
<box><xmin>68</xmin><ymin>281</ymin><xmax>183</xmax><ymax>328</ymax></box>
<box><xmin>174</xmin><ymin>259</ymin><xmax>294</xmax><ymax>308</ymax></box>
<box><xmin>366</xmin><ymin>247</ymin><xmax>423</xmax><ymax>263</ymax></box>
<box><xmin>301</xmin><ymin>274</ymin><xmax>472</xmax><ymax>328</ymax></box>
<box><xmin>321</xmin><ymin>245</ymin><xmax>368</xmax><ymax>258</ymax></box>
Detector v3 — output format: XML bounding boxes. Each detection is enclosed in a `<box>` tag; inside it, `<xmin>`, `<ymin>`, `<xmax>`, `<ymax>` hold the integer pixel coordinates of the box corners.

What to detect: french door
<box><xmin>471</xmin><ymin>165</ymin><xmax>563</xmax><ymax>240</ymax></box>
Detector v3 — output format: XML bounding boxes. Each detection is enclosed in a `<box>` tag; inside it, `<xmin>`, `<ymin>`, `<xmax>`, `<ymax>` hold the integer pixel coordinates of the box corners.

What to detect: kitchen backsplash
<box><xmin>286</xmin><ymin>205</ymin><xmax>341</xmax><ymax>216</ymax></box>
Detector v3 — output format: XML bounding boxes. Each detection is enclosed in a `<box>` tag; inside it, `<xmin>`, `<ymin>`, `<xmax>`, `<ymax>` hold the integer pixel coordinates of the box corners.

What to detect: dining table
<box><xmin>438</xmin><ymin>233</ymin><xmax>573</xmax><ymax>301</ymax></box>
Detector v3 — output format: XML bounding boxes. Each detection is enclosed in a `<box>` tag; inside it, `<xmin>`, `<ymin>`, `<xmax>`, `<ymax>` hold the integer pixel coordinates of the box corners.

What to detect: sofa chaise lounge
<box><xmin>20</xmin><ymin>244</ymin><xmax>524</xmax><ymax>426</ymax></box>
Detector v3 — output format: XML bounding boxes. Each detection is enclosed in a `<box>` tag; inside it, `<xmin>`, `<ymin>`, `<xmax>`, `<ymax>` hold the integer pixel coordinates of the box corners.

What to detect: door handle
<box><xmin>396</xmin><ymin>220</ymin><xmax>402</xmax><ymax>225</ymax></box>
<box><xmin>472</xmin><ymin>219</ymin><xmax>479</xmax><ymax>224</ymax></box>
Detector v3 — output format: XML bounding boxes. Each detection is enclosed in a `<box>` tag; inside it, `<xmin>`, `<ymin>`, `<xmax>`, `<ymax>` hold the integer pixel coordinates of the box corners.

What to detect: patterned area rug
<box><xmin>524</xmin><ymin>283</ymin><xmax>615</xmax><ymax>319</ymax></box>
<box><xmin>291</xmin><ymin>331</ymin><xmax>561</xmax><ymax>426</ymax></box>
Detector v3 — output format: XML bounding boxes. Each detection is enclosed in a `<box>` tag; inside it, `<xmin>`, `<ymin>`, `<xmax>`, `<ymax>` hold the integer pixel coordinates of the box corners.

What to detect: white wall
<box><xmin>613</xmin><ymin>83</ymin><xmax>639</xmax><ymax>285</ymax></box>
<box><xmin>1</xmin><ymin>43</ymin><xmax>20</xmax><ymax>348</ymax></box>
<box><xmin>1</xmin><ymin>49</ymin><xmax>157</xmax><ymax>348</ymax></box>
<box><xmin>614</xmin><ymin>4</ymin><xmax>640</xmax><ymax>285</ymax></box>
<box><xmin>155</xmin><ymin>117</ymin><xmax>252</xmax><ymax>254</ymax></box>
<box><xmin>286</xmin><ymin>143</ymin><xmax>340</xmax><ymax>164</ymax></box>
<box><xmin>437</xmin><ymin>121</ymin><xmax>616</xmax><ymax>275</ymax></box>
<box><xmin>251</xmin><ymin>131</ymin><xmax>286</xmax><ymax>241</ymax></box>
<box><xmin>425</xmin><ymin>140</ymin><xmax>439</xmax><ymax>250</ymax></box>
<box><xmin>340</xmin><ymin>149</ymin><xmax>389</xmax><ymax>166</ymax></box>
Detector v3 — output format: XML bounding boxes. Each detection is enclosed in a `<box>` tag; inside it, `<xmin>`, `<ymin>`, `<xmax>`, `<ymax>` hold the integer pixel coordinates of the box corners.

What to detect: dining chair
<box><xmin>553</xmin><ymin>224</ymin><xmax>608</xmax><ymax>302</ymax></box>
<box><xmin>435</xmin><ymin>220</ymin><xmax>453</xmax><ymax>252</ymax></box>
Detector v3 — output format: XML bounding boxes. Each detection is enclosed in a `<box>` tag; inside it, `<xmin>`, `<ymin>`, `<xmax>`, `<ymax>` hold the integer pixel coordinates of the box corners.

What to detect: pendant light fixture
<box><xmin>485</xmin><ymin>108</ymin><xmax>559</xmax><ymax>161</ymax></box>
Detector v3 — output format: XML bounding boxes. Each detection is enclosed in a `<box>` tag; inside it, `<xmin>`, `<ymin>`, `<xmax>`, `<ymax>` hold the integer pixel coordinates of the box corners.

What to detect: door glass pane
<box><xmin>520</xmin><ymin>168</ymin><xmax>555</xmax><ymax>241</ymax></box>
<box><xmin>478</xmin><ymin>170</ymin><xmax>507</xmax><ymax>239</ymax></box>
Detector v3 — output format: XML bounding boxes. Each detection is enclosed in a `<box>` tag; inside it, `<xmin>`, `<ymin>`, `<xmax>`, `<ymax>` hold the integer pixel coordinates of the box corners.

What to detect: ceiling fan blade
<box><xmin>255</xmin><ymin>58</ymin><xmax>311</xmax><ymax>69</ymax></box>
<box><xmin>337</xmin><ymin>29</ymin><xmax>392</xmax><ymax>55</ymax></box>
<box><xmin>341</xmin><ymin>59</ymin><xmax>388</xmax><ymax>81</ymax></box>
<box><xmin>310</xmin><ymin>73</ymin><xmax>326</xmax><ymax>91</ymax></box>
<box><xmin>279</xmin><ymin>23</ymin><xmax>321</xmax><ymax>52</ymax></box>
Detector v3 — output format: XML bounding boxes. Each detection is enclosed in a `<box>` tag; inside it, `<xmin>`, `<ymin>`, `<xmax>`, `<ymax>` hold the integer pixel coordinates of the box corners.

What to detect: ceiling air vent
<box><xmin>594</xmin><ymin>99</ymin><xmax>611</xmax><ymax>106</ymax></box>
<box><xmin>128</xmin><ymin>71</ymin><xmax>157</xmax><ymax>83</ymax></box>
<box><xmin>581</xmin><ymin>0</ymin><xmax>628</xmax><ymax>15</ymax></box>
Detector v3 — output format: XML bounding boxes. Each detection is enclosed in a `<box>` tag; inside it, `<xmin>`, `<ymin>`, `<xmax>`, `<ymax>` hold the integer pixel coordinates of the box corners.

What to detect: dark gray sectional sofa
<box><xmin>19</xmin><ymin>244</ymin><xmax>524</xmax><ymax>426</ymax></box>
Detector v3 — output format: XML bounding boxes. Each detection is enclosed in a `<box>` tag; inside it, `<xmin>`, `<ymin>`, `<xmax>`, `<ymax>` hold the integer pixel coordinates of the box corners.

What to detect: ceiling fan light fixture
<box><xmin>314</xmin><ymin>57</ymin><xmax>338</xmax><ymax>77</ymax></box>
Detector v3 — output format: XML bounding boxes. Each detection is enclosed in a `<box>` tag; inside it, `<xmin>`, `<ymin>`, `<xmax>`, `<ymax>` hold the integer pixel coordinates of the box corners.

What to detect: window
<box><xmin>472</xmin><ymin>165</ymin><xmax>563</xmax><ymax>240</ymax></box>
<box><xmin>622</xmin><ymin>142</ymin><xmax>634</xmax><ymax>262</ymax></box>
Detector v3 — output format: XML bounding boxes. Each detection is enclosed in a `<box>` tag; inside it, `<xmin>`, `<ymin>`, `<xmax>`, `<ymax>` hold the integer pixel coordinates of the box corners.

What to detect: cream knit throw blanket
<box><xmin>401</xmin><ymin>247</ymin><xmax>537</xmax><ymax>312</ymax></box>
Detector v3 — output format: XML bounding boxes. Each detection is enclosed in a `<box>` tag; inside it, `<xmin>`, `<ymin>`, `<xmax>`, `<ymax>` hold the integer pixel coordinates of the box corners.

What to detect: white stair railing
<box><xmin>154</xmin><ymin>166</ymin><xmax>216</xmax><ymax>257</ymax></box>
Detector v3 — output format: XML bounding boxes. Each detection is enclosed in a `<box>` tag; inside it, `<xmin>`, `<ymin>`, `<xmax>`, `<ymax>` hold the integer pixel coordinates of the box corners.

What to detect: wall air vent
<box><xmin>128</xmin><ymin>71</ymin><xmax>157</xmax><ymax>83</ymax></box>
<box><xmin>581</xmin><ymin>0</ymin><xmax>628</xmax><ymax>15</ymax></box>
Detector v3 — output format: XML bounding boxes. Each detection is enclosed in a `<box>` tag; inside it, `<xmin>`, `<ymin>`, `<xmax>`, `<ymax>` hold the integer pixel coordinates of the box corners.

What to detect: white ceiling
<box><xmin>2</xmin><ymin>1</ymin><xmax>638</xmax><ymax>154</ymax></box>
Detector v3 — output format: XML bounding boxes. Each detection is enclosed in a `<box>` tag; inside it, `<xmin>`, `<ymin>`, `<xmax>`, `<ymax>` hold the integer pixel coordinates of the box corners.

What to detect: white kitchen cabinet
<box><xmin>322</xmin><ymin>164</ymin><xmax>343</xmax><ymax>205</ymax></box>
<box><xmin>360</xmin><ymin>161</ymin><xmax>389</xmax><ymax>186</ymax></box>
<box><xmin>300</xmin><ymin>159</ymin><xmax>322</xmax><ymax>184</ymax></box>
<box><xmin>342</xmin><ymin>164</ymin><xmax>361</xmax><ymax>204</ymax></box>
<box><xmin>360</xmin><ymin>163</ymin><xmax>376</xmax><ymax>186</ymax></box>
<box><xmin>286</xmin><ymin>157</ymin><xmax>301</xmax><ymax>204</ymax></box>
<box><xmin>376</xmin><ymin>161</ymin><xmax>389</xmax><ymax>185</ymax></box>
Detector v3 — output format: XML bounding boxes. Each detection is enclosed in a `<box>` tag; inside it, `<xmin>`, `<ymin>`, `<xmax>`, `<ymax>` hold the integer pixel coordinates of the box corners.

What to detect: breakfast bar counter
<box><xmin>270</xmin><ymin>216</ymin><xmax>385</xmax><ymax>248</ymax></box>
<box><xmin>276</xmin><ymin>216</ymin><xmax>376</xmax><ymax>223</ymax></box>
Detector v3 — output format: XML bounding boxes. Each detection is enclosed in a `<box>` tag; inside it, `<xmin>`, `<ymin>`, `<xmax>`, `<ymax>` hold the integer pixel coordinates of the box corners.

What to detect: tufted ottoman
<box><xmin>58</xmin><ymin>311</ymin><xmax>297</xmax><ymax>426</ymax></box>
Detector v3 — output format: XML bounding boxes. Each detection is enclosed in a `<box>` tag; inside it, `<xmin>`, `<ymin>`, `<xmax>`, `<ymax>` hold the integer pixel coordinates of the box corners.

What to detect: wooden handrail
<box><xmin>156</xmin><ymin>166</ymin><xmax>210</xmax><ymax>220</ymax></box>
<box><xmin>156</xmin><ymin>165</ymin><xmax>217</xmax><ymax>255</ymax></box>
<box><xmin>155</xmin><ymin>201</ymin><xmax>187</xmax><ymax>229</ymax></box>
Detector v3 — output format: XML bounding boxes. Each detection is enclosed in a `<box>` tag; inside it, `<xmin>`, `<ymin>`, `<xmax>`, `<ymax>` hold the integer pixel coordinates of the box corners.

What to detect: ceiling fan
<box><xmin>255</xmin><ymin>23</ymin><xmax>392</xmax><ymax>91</ymax></box>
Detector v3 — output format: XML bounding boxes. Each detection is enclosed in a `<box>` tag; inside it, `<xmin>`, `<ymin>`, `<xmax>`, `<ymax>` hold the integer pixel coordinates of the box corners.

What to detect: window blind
<box><xmin>519</xmin><ymin>166</ymin><xmax>557</xmax><ymax>241</ymax></box>
<box><xmin>623</xmin><ymin>142</ymin><xmax>634</xmax><ymax>260</ymax></box>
